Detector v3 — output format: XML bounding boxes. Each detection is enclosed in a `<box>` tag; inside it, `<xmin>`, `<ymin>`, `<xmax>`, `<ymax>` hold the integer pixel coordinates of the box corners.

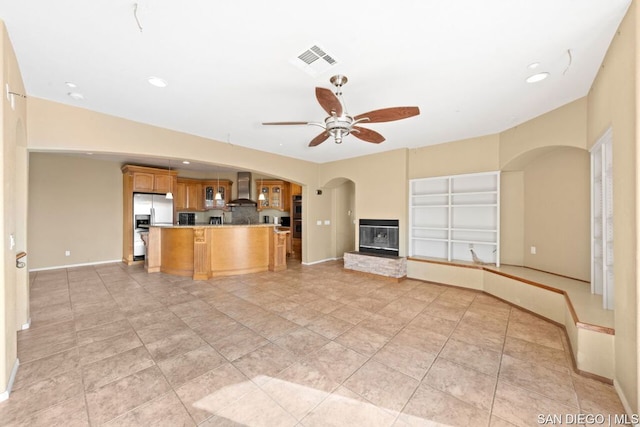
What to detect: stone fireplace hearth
<box><xmin>344</xmin><ymin>219</ymin><xmax>406</xmax><ymax>279</ymax></box>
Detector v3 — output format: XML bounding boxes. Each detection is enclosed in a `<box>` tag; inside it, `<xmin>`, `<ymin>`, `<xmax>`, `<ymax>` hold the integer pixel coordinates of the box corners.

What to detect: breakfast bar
<box><xmin>144</xmin><ymin>224</ymin><xmax>289</xmax><ymax>279</ymax></box>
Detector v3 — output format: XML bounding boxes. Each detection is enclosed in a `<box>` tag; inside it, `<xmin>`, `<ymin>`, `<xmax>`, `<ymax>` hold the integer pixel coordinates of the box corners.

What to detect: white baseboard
<box><xmin>21</xmin><ymin>318</ymin><xmax>31</xmax><ymax>330</ymax></box>
<box><xmin>0</xmin><ymin>358</ymin><xmax>19</xmax><ymax>402</ymax></box>
<box><xmin>29</xmin><ymin>259</ymin><xmax>122</xmax><ymax>272</ymax></box>
<box><xmin>302</xmin><ymin>257</ymin><xmax>341</xmax><ymax>266</ymax></box>
<box><xmin>614</xmin><ymin>379</ymin><xmax>639</xmax><ymax>427</ymax></box>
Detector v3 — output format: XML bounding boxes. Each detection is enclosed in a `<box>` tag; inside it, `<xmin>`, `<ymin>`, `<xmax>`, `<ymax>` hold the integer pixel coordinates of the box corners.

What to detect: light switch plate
<box><xmin>324</xmin><ymin>220</ymin><xmax>330</xmax><ymax>225</ymax></box>
<box><xmin>316</xmin><ymin>220</ymin><xmax>322</xmax><ymax>226</ymax></box>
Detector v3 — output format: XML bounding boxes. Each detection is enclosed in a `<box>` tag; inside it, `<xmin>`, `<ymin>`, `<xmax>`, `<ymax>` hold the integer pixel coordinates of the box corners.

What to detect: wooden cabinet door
<box><xmin>258</xmin><ymin>184</ymin><xmax>270</xmax><ymax>211</ymax></box>
<box><xmin>187</xmin><ymin>182</ymin><xmax>201</xmax><ymax>210</ymax></box>
<box><xmin>132</xmin><ymin>172</ymin><xmax>155</xmax><ymax>192</ymax></box>
<box><xmin>257</xmin><ymin>180</ymin><xmax>289</xmax><ymax>211</ymax></box>
<box><xmin>202</xmin><ymin>182</ymin><xmax>215</xmax><ymax>210</ymax></box>
<box><xmin>154</xmin><ymin>174</ymin><xmax>173</xmax><ymax>193</ymax></box>
<box><xmin>202</xmin><ymin>180</ymin><xmax>231</xmax><ymax>210</ymax></box>
<box><xmin>175</xmin><ymin>181</ymin><xmax>187</xmax><ymax>210</ymax></box>
<box><xmin>213</xmin><ymin>183</ymin><xmax>226</xmax><ymax>209</ymax></box>
<box><xmin>270</xmin><ymin>185</ymin><xmax>282</xmax><ymax>210</ymax></box>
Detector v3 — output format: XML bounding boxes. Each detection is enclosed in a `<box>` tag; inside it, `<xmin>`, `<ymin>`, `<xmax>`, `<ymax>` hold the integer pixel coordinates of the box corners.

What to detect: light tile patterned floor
<box><xmin>0</xmin><ymin>260</ymin><xmax>629</xmax><ymax>426</ymax></box>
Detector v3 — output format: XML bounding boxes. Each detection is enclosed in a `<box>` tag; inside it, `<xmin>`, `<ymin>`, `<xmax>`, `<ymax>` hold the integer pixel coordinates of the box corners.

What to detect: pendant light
<box><xmin>165</xmin><ymin>159</ymin><xmax>173</xmax><ymax>200</ymax></box>
<box><xmin>258</xmin><ymin>176</ymin><xmax>266</xmax><ymax>201</ymax></box>
<box><xmin>214</xmin><ymin>171</ymin><xmax>222</xmax><ymax>200</ymax></box>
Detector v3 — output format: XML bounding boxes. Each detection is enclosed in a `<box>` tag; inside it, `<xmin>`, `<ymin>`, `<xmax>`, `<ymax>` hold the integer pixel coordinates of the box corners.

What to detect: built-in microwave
<box><xmin>178</xmin><ymin>212</ymin><xmax>195</xmax><ymax>225</ymax></box>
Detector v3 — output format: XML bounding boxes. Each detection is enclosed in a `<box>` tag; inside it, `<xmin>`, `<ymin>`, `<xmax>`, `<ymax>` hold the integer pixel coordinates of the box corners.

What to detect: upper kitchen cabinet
<box><xmin>175</xmin><ymin>178</ymin><xmax>203</xmax><ymax>211</ymax></box>
<box><xmin>290</xmin><ymin>183</ymin><xmax>302</xmax><ymax>196</ymax></box>
<box><xmin>202</xmin><ymin>179</ymin><xmax>233</xmax><ymax>210</ymax></box>
<box><xmin>257</xmin><ymin>179</ymin><xmax>290</xmax><ymax>212</ymax></box>
<box><xmin>123</xmin><ymin>165</ymin><xmax>178</xmax><ymax>194</ymax></box>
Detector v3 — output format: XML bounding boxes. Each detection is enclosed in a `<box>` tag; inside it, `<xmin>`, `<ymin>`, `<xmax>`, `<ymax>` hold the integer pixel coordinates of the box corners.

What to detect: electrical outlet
<box><xmin>530</xmin><ymin>246</ymin><xmax>536</xmax><ymax>255</ymax></box>
<box><xmin>65</xmin><ymin>250</ymin><xmax>71</xmax><ymax>256</ymax></box>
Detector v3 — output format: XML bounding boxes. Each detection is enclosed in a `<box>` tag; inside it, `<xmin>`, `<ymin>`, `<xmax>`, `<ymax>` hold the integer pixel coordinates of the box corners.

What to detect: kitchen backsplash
<box><xmin>177</xmin><ymin>208</ymin><xmax>289</xmax><ymax>225</ymax></box>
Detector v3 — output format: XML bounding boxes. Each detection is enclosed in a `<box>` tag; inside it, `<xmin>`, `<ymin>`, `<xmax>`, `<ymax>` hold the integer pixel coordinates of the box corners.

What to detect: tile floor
<box><xmin>0</xmin><ymin>260</ymin><xmax>629</xmax><ymax>426</ymax></box>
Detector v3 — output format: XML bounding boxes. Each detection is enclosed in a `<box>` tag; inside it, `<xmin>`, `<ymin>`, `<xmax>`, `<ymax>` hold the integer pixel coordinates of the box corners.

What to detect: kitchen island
<box><xmin>144</xmin><ymin>224</ymin><xmax>289</xmax><ymax>279</ymax></box>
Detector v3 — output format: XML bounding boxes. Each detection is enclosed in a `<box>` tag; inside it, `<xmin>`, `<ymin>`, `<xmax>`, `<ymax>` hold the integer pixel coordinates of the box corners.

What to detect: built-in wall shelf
<box><xmin>409</xmin><ymin>171</ymin><xmax>500</xmax><ymax>266</ymax></box>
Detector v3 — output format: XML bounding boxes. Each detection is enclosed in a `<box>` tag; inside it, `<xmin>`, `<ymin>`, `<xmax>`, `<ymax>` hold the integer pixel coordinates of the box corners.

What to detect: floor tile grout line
<box><xmin>486</xmin><ymin>301</ymin><xmax>512</xmax><ymax>427</ymax></box>
<box><xmin>308</xmin><ymin>281</ymin><xmax>452</xmax><ymax>425</ymax></box>
<box><xmin>391</xmin><ymin>291</ymin><xmax>492</xmax><ymax>424</ymax></box>
<box><xmin>20</xmin><ymin>261</ymin><xmax>609</xmax><ymax>426</ymax></box>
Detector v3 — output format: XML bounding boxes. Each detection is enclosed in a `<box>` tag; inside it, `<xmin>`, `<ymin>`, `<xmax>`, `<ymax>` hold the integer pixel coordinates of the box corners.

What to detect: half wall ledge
<box><xmin>344</xmin><ymin>251</ymin><xmax>407</xmax><ymax>280</ymax></box>
<box><xmin>407</xmin><ymin>256</ymin><xmax>615</xmax><ymax>382</ymax></box>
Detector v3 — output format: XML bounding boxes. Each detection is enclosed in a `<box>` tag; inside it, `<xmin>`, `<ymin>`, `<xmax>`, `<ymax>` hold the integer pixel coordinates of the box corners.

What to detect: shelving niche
<box><xmin>409</xmin><ymin>171</ymin><xmax>500</xmax><ymax>266</ymax></box>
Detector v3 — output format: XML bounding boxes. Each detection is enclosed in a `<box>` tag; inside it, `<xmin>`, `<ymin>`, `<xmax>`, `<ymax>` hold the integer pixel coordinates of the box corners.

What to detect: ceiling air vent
<box><xmin>290</xmin><ymin>44</ymin><xmax>338</xmax><ymax>77</ymax></box>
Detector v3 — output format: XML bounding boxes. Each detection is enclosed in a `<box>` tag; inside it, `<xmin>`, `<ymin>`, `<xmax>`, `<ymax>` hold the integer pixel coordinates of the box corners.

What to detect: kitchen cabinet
<box><xmin>409</xmin><ymin>171</ymin><xmax>500</xmax><ymax>266</ymax></box>
<box><xmin>175</xmin><ymin>178</ymin><xmax>203</xmax><ymax>211</ymax></box>
<box><xmin>292</xmin><ymin>238</ymin><xmax>302</xmax><ymax>260</ymax></box>
<box><xmin>290</xmin><ymin>183</ymin><xmax>302</xmax><ymax>196</ymax></box>
<box><xmin>202</xmin><ymin>179</ymin><xmax>232</xmax><ymax>210</ymax></box>
<box><xmin>123</xmin><ymin>165</ymin><xmax>178</xmax><ymax>194</ymax></box>
<box><xmin>257</xmin><ymin>180</ymin><xmax>289</xmax><ymax>212</ymax></box>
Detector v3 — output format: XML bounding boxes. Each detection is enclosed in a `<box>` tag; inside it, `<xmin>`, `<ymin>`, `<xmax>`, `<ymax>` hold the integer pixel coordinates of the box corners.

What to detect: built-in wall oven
<box><xmin>293</xmin><ymin>195</ymin><xmax>302</xmax><ymax>219</ymax></box>
<box><xmin>293</xmin><ymin>220</ymin><xmax>302</xmax><ymax>238</ymax></box>
<box><xmin>292</xmin><ymin>195</ymin><xmax>302</xmax><ymax>238</ymax></box>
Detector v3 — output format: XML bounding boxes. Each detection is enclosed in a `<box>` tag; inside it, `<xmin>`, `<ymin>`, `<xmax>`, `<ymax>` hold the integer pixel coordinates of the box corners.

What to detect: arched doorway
<box><xmin>323</xmin><ymin>177</ymin><xmax>356</xmax><ymax>259</ymax></box>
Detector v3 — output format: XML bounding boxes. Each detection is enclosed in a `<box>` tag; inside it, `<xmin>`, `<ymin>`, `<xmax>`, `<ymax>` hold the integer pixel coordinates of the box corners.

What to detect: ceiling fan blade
<box><xmin>309</xmin><ymin>131</ymin><xmax>330</xmax><ymax>147</ymax></box>
<box><xmin>262</xmin><ymin>121</ymin><xmax>310</xmax><ymax>125</ymax></box>
<box><xmin>354</xmin><ymin>106</ymin><xmax>420</xmax><ymax>123</ymax></box>
<box><xmin>315</xmin><ymin>87</ymin><xmax>343</xmax><ymax>116</ymax></box>
<box><xmin>352</xmin><ymin>126</ymin><xmax>386</xmax><ymax>144</ymax></box>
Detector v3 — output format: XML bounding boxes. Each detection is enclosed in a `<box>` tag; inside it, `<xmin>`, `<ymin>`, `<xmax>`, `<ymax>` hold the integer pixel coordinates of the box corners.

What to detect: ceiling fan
<box><xmin>262</xmin><ymin>75</ymin><xmax>420</xmax><ymax>147</ymax></box>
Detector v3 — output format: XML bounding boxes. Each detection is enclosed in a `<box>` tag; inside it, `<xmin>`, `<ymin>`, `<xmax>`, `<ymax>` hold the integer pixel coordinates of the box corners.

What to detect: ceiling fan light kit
<box><xmin>263</xmin><ymin>75</ymin><xmax>420</xmax><ymax>147</ymax></box>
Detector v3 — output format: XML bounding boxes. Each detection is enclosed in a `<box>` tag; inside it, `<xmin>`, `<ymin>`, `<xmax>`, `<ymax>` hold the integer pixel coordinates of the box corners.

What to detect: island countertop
<box><xmin>144</xmin><ymin>223</ymin><xmax>289</xmax><ymax>279</ymax></box>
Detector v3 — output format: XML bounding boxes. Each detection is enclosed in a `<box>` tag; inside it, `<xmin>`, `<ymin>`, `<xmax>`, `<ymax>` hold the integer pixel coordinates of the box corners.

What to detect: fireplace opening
<box><xmin>359</xmin><ymin>219</ymin><xmax>399</xmax><ymax>257</ymax></box>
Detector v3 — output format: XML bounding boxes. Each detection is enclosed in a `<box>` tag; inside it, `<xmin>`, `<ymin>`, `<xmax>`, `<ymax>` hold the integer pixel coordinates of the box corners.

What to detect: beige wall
<box><xmin>500</xmin><ymin>98</ymin><xmax>588</xmax><ymax>167</ymax></box>
<box><xmin>522</xmin><ymin>148</ymin><xmax>591</xmax><ymax>280</ymax></box>
<box><xmin>1</xmin><ymin>21</ymin><xmax>27</xmax><ymax>397</ymax></box>
<box><xmin>587</xmin><ymin>1</ymin><xmax>638</xmax><ymax>412</ymax></box>
<box><xmin>408</xmin><ymin>134</ymin><xmax>500</xmax><ymax>178</ymax></box>
<box><xmin>28</xmin><ymin>154</ymin><xmax>123</xmax><ymax>269</ymax></box>
<box><xmin>500</xmin><ymin>171</ymin><xmax>525</xmax><ymax>266</ymax></box>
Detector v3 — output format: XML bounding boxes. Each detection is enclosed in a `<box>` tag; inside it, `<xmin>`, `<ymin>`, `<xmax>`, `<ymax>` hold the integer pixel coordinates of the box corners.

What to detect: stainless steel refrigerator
<box><xmin>133</xmin><ymin>193</ymin><xmax>174</xmax><ymax>259</ymax></box>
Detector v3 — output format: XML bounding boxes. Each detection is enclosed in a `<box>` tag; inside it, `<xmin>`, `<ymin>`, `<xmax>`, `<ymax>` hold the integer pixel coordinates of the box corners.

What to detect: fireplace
<box><xmin>359</xmin><ymin>219</ymin><xmax>399</xmax><ymax>257</ymax></box>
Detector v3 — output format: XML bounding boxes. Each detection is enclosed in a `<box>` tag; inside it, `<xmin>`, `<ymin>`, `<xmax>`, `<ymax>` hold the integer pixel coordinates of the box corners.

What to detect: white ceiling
<box><xmin>0</xmin><ymin>0</ymin><xmax>631</xmax><ymax>165</ymax></box>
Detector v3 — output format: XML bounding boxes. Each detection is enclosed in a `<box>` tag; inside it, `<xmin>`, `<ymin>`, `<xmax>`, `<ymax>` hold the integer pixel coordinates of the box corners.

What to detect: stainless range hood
<box><xmin>227</xmin><ymin>172</ymin><xmax>257</xmax><ymax>207</ymax></box>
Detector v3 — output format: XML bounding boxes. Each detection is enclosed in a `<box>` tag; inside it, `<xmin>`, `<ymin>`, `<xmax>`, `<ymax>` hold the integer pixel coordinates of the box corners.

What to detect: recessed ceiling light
<box><xmin>527</xmin><ymin>62</ymin><xmax>540</xmax><ymax>70</ymax></box>
<box><xmin>148</xmin><ymin>77</ymin><xmax>167</xmax><ymax>88</ymax></box>
<box><xmin>68</xmin><ymin>92</ymin><xmax>84</xmax><ymax>100</ymax></box>
<box><xmin>182</xmin><ymin>160</ymin><xmax>190</xmax><ymax>164</ymax></box>
<box><xmin>526</xmin><ymin>72</ymin><xmax>549</xmax><ymax>83</ymax></box>
<box><xmin>65</xmin><ymin>81</ymin><xmax>77</xmax><ymax>88</ymax></box>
